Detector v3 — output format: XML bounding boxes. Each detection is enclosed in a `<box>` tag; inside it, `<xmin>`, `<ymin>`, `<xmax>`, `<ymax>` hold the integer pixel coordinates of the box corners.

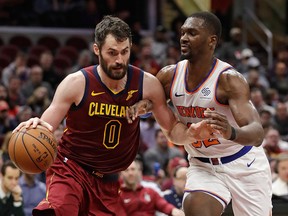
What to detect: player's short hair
<box><xmin>189</xmin><ymin>11</ymin><xmax>222</xmax><ymax>44</ymax></box>
<box><xmin>94</xmin><ymin>15</ymin><xmax>132</xmax><ymax>49</ymax></box>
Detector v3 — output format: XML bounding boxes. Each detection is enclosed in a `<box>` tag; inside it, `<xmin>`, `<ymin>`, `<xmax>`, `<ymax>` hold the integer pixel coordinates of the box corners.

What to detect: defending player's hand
<box><xmin>188</xmin><ymin>120</ymin><xmax>217</xmax><ymax>141</ymax></box>
<box><xmin>204</xmin><ymin>109</ymin><xmax>234</xmax><ymax>140</ymax></box>
<box><xmin>126</xmin><ymin>99</ymin><xmax>153</xmax><ymax>123</ymax></box>
<box><xmin>13</xmin><ymin>117</ymin><xmax>54</xmax><ymax>133</ymax></box>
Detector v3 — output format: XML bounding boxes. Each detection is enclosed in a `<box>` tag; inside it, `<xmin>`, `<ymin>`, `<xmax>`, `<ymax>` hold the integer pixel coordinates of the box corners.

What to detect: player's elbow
<box><xmin>254</xmin><ymin>128</ymin><xmax>264</xmax><ymax>147</ymax></box>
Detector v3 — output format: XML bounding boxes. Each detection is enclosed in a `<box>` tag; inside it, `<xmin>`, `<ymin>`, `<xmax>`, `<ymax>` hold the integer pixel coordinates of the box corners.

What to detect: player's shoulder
<box><xmin>216</xmin><ymin>59</ymin><xmax>245</xmax><ymax>80</ymax></box>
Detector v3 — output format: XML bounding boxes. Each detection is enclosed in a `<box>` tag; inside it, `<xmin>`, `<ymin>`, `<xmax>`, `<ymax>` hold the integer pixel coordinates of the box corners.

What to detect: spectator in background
<box><xmin>269</xmin><ymin>61</ymin><xmax>288</xmax><ymax>100</ymax></box>
<box><xmin>120</xmin><ymin>160</ymin><xmax>184</xmax><ymax>216</ymax></box>
<box><xmin>163</xmin><ymin>166</ymin><xmax>188</xmax><ymax>209</ymax></box>
<box><xmin>243</xmin><ymin>56</ymin><xmax>269</xmax><ymax>91</ymax></box>
<box><xmin>143</xmin><ymin>129</ymin><xmax>184</xmax><ymax>176</ymax></box>
<box><xmin>0</xmin><ymin>83</ymin><xmax>8</xmax><ymax>101</ymax></box>
<box><xmin>26</xmin><ymin>86</ymin><xmax>51</xmax><ymax>117</ymax></box>
<box><xmin>21</xmin><ymin>65</ymin><xmax>53</xmax><ymax>101</ymax></box>
<box><xmin>250</xmin><ymin>87</ymin><xmax>275</xmax><ymax>115</ymax></box>
<box><xmin>265</xmin><ymin>88</ymin><xmax>280</xmax><ymax>108</ymax></box>
<box><xmin>272</xmin><ymin>102</ymin><xmax>288</xmax><ymax>141</ymax></box>
<box><xmin>39</xmin><ymin>51</ymin><xmax>60</xmax><ymax>89</ymax></box>
<box><xmin>235</xmin><ymin>48</ymin><xmax>254</xmax><ymax>74</ymax></box>
<box><xmin>263</xmin><ymin>127</ymin><xmax>288</xmax><ymax>158</ymax></box>
<box><xmin>0</xmin><ymin>160</ymin><xmax>25</xmax><ymax>216</ymax></box>
<box><xmin>0</xmin><ymin>100</ymin><xmax>15</xmax><ymax>136</ymax></box>
<box><xmin>259</xmin><ymin>109</ymin><xmax>274</xmax><ymax>134</ymax></box>
<box><xmin>140</xmin><ymin>115</ymin><xmax>160</xmax><ymax>150</ymax></box>
<box><xmin>161</xmin><ymin>157</ymin><xmax>188</xmax><ymax>191</ymax></box>
<box><xmin>6</xmin><ymin>76</ymin><xmax>26</xmax><ymax>117</ymax></box>
<box><xmin>0</xmin><ymin>131</ymin><xmax>13</xmax><ymax>163</ymax></box>
<box><xmin>10</xmin><ymin>105</ymin><xmax>33</xmax><ymax>129</ymax></box>
<box><xmin>19</xmin><ymin>173</ymin><xmax>46</xmax><ymax>216</ymax></box>
<box><xmin>272</xmin><ymin>153</ymin><xmax>288</xmax><ymax>198</ymax></box>
<box><xmin>133</xmin><ymin>38</ymin><xmax>161</xmax><ymax>76</ymax></box>
<box><xmin>216</xmin><ymin>27</ymin><xmax>245</xmax><ymax>66</ymax></box>
<box><xmin>151</xmin><ymin>25</ymin><xmax>169</xmax><ymax>67</ymax></box>
<box><xmin>244</xmin><ymin>67</ymin><xmax>269</xmax><ymax>92</ymax></box>
<box><xmin>68</xmin><ymin>49</ymin><xmax>93</xmax><ymax>74</ymax></box>
<box><xmin>2</xmin><ymin>51</ymin><xmax>30</xmax><ymax>88</ymax></box>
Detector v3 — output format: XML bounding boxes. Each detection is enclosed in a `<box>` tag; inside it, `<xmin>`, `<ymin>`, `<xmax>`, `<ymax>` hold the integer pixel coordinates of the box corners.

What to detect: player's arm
<box><xmin>204</xmin><ymin>70</ymin><xmax>264</xmax><ymax>146</ymax></box>
<box><xmin>126</xmin><ymin>65</ymin><xmax>174</xmax><ymax>122</ymax></box>
<box><xmin>143</xmin><ymin>72</ymin><xmax>215</xmax><ymax>145</ymax></box>
<box><xmin>14</xmin><ymin>72</ymin><xmax>85</xmax><ymax>132</ymax></box>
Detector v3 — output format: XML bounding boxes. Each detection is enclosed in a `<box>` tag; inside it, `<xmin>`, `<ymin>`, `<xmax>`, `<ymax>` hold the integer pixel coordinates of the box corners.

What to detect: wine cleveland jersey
<box><xmin>170</xmin><ymin>59</ymin><xmax>246</xmax><ymax>158</ymax></box>
<box><xmin>59</xmin><ymin>65</ymin><xmax>143</xmax><ymax>173</ymax></box>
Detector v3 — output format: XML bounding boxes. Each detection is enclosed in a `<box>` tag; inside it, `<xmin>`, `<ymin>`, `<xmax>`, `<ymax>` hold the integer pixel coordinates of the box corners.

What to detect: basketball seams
<box><xmin>8</xmin><ymin>127</ymin><xmax>57</xmax><ymax>174</ymax></box>
<box><xmin>21</xmin><ymin>130</ymin><xmax>44</xmax><ymax>172</ymax></box>
<box><xmin>26</xmin><ymin>127</ymin><xmax>57</xmax><ymax>158</ymax></box>
<box><xmin>11</xmin><ymin>131</ymin><xmax>21</xmax><ymax>167</ymax></box>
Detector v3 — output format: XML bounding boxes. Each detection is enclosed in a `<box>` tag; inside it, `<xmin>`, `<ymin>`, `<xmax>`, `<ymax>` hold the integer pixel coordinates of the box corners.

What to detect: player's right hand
<box><xmin>126</xmin><ymin>99</ymin><xmax>153</xmax><ymax>123</ymax></box>
<box><xmin>13</xmin><ymin>117</ymin><xmax>54</xmax><ymax>133</ymax></box>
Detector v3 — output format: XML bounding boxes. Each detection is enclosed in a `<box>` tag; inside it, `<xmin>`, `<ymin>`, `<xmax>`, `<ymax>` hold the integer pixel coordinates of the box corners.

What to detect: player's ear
<box><xmin>93</xmin><ymin>43</ymin><xmax>100</xmax><ymax>56</ymax></box>
<box><xmin>209</xmin><ymin>35</ymin><xmax>217</xmax><ymax>50</ymax></box>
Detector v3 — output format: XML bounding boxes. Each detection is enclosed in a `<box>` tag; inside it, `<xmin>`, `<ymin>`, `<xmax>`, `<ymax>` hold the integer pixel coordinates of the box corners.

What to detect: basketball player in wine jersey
<box><xmin>13</xmin><ymin>16</ymin><xmax>215</xmax><ymax>216</ymax></box>
<box><xmin>128</xmin><ymin>12</ymin><xmax>272</xmax><ymax>216</ymax></box>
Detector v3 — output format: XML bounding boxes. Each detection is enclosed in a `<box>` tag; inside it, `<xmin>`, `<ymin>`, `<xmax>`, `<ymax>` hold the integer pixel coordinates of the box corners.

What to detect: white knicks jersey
<box><xmin>170</xmin><ymin>58</ymin><xmax>247</xmax><ymax>157</ymax></box>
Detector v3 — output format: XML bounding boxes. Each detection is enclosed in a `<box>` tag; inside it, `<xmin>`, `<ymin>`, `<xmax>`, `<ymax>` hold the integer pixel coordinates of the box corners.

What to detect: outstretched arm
<box><xmin>141</xmin><ymin>72</ymin><xmax>216</xmax><ymax>145</ymax></box>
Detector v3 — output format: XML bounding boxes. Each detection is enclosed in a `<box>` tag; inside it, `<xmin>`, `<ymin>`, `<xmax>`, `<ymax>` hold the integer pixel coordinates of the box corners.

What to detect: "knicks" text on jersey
<box><xmin>176</xmin><ymin>106</ymin><xmax>215</xmax><ymax>118</ymax></box>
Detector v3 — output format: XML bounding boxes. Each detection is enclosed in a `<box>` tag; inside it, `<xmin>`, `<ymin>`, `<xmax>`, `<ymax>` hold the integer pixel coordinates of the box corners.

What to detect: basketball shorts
<box><xmin>184</xmin><ymin>146</ymin><xmax>272</xmax><ymax>216</ymax></box>
<box><xmin>32</xmin><ymin>151</ymin><xmax>127</xmax><ymax>216</ymax></box>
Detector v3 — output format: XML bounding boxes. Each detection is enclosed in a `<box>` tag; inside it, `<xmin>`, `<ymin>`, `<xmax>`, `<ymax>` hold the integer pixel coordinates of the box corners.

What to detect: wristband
<box><xmin>228</xmin><ymin>126</ymin><xmax>236</xmax><ymax>140</ymax></box>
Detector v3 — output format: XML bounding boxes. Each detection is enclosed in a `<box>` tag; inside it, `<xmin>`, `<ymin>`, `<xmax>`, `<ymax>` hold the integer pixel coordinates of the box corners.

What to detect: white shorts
<box><xmin>184</xmin><ymin>146</ymin><xmax>272</xmax><ymax>216</ymax></box>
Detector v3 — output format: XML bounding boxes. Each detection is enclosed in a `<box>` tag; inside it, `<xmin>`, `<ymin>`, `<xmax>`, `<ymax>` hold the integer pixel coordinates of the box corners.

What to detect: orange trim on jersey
<box><xmin>185</xmin><ymin>59</ymin><xmax>219</xmax><ymax>95</ymax></box>
<box><xmin>170</xmin><ymin>61</ymin><xmax>184</xmax><ymax>99</ymax></box>
<box><xmin>213</xmin><ymin>66</ymin><xmax>233</xmax><ymax>107</ymax></box>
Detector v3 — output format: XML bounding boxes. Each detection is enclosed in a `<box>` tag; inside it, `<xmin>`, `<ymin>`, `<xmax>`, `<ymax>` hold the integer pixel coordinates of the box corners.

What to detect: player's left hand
<box><xmin>204</xmin><ymin>109</ymin><xmax>234</xmax><ymax>140</ymax></box>
<box><xmin>188</xmin><ymin>120</ymin><xmax>218</xmax><ymax>141</ymax></box>
<box><xmin>126</xmin><ymin>99</ymin><xmax>153</xmax><ymax>123</ymax></box>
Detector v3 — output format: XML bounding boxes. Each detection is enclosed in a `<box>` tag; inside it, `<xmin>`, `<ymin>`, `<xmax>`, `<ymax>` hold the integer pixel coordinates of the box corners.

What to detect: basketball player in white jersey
<box><xmin>127</xmin><ymin>12</ymin><xmax>272</xmax><ymax>216</ymax></box>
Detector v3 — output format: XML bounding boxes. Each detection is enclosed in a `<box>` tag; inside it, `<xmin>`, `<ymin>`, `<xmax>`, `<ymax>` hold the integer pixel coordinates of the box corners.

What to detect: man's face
<box><xmin>1</xmin><ymin>167</ymin><xmax>21</xmax><ymax>193</ymax></box>
<box><xmin>96</xmin><ymin>34</ymin><xmax>131</xmax><ymax>80</ymax></box>
<box><xmin>121</xmin><ymin>161</ymin><xmax>141</xmax><ymax>187</ymax></box>
<box><xmin>173</xmin><ymin>167</ymin><xmax>188</xmax><ymax>196</ymax></box>
<box><xmin>278</xmin><ymin>160</ymin><xmax>288</xmax><ymax>182</ymax></box>
<box><xmin>156</xmin><ymin>131</ymin><xmax>168</xmax><ymax>148</ymax></box>
<box><xmin>180</xmin><ymin>17</ymin><xmax>212</xmax><ymax>61</ymax></box>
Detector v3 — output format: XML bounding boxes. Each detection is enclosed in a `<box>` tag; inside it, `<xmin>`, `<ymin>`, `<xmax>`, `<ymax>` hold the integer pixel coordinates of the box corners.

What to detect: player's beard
<box><xmin>180</xmin><ymin>51</ymin><xmax>193</xmax><ymax>61</ymax></box>
<box><xmin>99</xmin><ymin>52</ymin><xmax>128</xmax><ymax>80</ymax></box>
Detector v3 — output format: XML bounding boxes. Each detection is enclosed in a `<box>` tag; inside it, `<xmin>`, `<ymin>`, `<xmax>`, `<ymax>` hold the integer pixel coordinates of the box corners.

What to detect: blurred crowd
<box><xmin>0</xmin><ymin>7</ymin><xmax>288</xmax><ymax>216</ymax></box>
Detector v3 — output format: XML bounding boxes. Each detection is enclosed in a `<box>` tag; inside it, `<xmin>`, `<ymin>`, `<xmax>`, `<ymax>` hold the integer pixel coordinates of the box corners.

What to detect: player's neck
<box><xmin>97</xmin><ymin>66</ymin><xmax>127</xmax><ymax>93</ymax></box>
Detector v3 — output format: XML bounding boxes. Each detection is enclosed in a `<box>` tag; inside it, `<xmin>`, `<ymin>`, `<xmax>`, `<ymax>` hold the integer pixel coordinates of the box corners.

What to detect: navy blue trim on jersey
<box><xmin>195</xmin><ymin>146</ymin><xmax>252</xmax><ymax>165</ymax></box>
<box><xmin>138</xmin><ymin>68</ymin><xmax>144</xmax><ymax>101</ymax></box>
<box><xmin>185</xmin><ymin>58</ymin><xmax>217</xmax><ymax>93</ymax></box>
<box><xmin>215</xmin><ymin>66</ymin><xmax>234</xmax><ymax>105</ymax></box>
<box><xmin>70</xmin><ymin>68</ymin><xmax>90</xmax><ymax>111</ymax></box>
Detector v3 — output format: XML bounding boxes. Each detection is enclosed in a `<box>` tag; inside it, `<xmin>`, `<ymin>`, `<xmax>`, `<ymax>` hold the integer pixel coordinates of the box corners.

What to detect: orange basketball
<box><xmin>8</xmin><ymin>125</ymin><xmax>58</xmax><ymax>174</ymax></box>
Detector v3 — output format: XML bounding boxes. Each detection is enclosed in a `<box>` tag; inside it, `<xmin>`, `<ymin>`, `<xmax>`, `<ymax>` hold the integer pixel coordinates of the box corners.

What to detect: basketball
<box><xmin>8</xmin><ymin>125</ymin><xmax>58</xmax><ymax>174</ymax></box>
